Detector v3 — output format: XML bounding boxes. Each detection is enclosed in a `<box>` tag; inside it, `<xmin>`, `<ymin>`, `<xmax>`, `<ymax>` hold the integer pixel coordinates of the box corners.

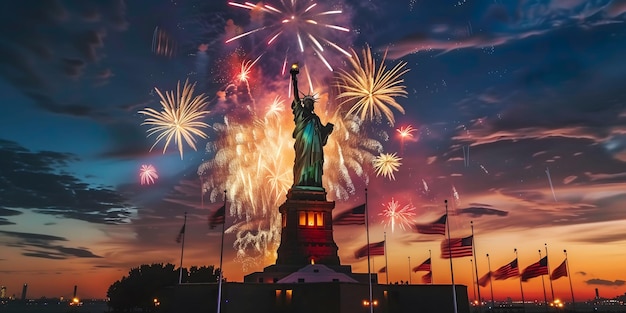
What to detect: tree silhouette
<box><xmin>186</xmin><ymin>265</ymin><xmax>220</xmax><ymax>283</ymax></box>
<box><xmin>106</xmin><ymin>263</ymin><xmax>220</xmax><ymax>312</ymax></box>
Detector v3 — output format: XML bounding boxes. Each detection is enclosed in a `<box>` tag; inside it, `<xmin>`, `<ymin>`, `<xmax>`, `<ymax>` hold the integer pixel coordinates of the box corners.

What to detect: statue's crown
<box><xmin>302</xmin><ymin>93</ymin><xmax>317</xmax><ymax>103</ymax></box>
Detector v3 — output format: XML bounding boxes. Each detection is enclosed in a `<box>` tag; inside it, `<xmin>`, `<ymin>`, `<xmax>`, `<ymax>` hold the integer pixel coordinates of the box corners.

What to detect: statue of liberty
<box><xmin>289</xmin><ymin>63</ymin><xmax>334</xmax><ymax>188</ymax></box>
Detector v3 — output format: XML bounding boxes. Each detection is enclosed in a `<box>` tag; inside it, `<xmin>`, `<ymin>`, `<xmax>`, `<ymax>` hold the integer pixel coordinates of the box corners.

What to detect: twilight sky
<box><xmin>1</xmin><ymin>0</ymin><xmax>626</xmax><ymax>302</ymax></box>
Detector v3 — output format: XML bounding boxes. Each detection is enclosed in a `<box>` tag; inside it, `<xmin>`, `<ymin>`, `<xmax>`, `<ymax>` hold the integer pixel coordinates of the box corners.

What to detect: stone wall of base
<box><xmin>160</xmin><ymin>282</ymin><xmax>469</xmax><ymax>313</ymax></box>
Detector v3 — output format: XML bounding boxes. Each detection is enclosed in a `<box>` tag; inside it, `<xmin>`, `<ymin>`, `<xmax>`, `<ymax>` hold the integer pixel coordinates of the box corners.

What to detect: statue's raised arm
<box><xmin>289</xmin><ymin>63</ymin><xmax>334</xmax><ymax>188</ymax></box>
<box><xmin>290</xmin><ymin>63</ymin><xmax>301</xmax><ymax>105</ymax></box>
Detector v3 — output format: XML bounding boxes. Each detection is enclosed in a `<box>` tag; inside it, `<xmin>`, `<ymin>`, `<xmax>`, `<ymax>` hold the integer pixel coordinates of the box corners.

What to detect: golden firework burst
<box><xmin>373</xmin><ymin>152</ymin><xmax>402</xmax><ymax>180</ymax></box>
<box><xmin>336</xmin><ymin>45</ymin><xmax>410</xmax><ymax>126</ymax></box>
<box><xmin>139</xmin><ymin>79</ymin><xmax>210</xmax><ymax>159</ymax></box>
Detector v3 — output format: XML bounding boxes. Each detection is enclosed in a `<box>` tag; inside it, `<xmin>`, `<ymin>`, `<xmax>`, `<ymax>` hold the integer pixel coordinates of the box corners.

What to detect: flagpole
<box><xmin>471</xmin><ymin>221</ymin><xmax>482</xmax><ymax>311</ymax></box>
<box><xmin>515</xmin><ymin>248</ymin><xmax>525</xmax><ymax>309</ymax></box>
<box><xmin>470</xmin><ymin>259</ymin><xmax>477</xmax><ymax>304</ymax></box>
<box><xmin>384</xmin><ymin>232</ymin><xmax>389</xmax><ymax>285</ymax></box>
<box><xmin>539</xmin><ymin>250</ymin><xmax>548</xmax><ymax>309</ymax></box>
<box><xmin>564</xmin><ymin>249</ymin><xmax>575</xmax><ymax>311</ymax></box>
<box><xmin>408</xmin><ymin>256</ymin><xmax>411</xmax><ymax>284</ymax></box>
<box><xmin>444</xmin><ymin>200</ymin><xmax>458</xmax><ymax>313</ymax></box>
<box><xmin>545</xmin><ymin>243</ymin><xmax>555</xmax><ymax>303</ymax></box>
<box><xmin>178</xmin><ymin>212</ymin><xmax>187</xmax><ymax>284</ymax></box>
<box><xmin>487</xmin><ymin>253</ymin><xmax>494</xmax><ymax>309</ymax></box>
<box><xmin>216</xmin><ymin>191</ymin><xmax>226</xmax><ymax>313</ymax></box>
<box><xmin>429</xmin><ymin>249</ymin><xmax>433</xmax><ymax>284</ymax></box>
<box><xmin>365</xmin><ymin>188</ymin><xmax>373</xmax><ymax>313</ymax></box>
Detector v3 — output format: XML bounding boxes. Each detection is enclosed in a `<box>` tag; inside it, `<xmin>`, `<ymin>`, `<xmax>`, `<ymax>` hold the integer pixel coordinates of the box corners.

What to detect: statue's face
<box><xmin>303</xmin><ymin>98</ymin><xmax>314</xmax><ymax>111</ymax></box>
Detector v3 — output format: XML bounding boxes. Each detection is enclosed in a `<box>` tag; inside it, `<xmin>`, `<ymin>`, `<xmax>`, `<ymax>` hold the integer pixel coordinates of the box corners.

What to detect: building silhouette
<box><xmin>21</xmin><ymin>284</ymin><xmax>27</xmax><ymax>300</ymax></box>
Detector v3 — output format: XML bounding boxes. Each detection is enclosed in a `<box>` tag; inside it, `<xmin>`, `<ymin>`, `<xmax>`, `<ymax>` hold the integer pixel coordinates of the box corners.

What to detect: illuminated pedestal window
<box><xmin>298</xmin><ymin>211</ymin><xmax>324</xmax><ymax>227</ymax></box>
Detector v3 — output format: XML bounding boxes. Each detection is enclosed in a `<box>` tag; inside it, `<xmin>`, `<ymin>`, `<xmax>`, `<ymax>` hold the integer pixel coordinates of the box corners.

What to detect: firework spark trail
<box><xmin>463</xmin><ymin>145</ymin><xmax>470</xmax><ymax>167</ymax></box>
<box><xmin>480</xmin><ymin>164</ymin><xmax>489</xmax><ymax>174</ymax></box>
<box><xmin>422</xmin><ymin>179</ymin><xmax>429</xmax><ymax>193</ymax></box>
<box><xmin>373</xmin><ymin>152</ymin><xmax>402</xmax><ymax>180</ymax></box>
<box><xmin>139</xmin><ymin>164</ymin><xmax>159</xmax><ymax>185</ymax></box>
<box><xmin>336</xmin><ymin>46</ymin><xmax>410</xmax><ymax>126</ymax></box>
<box><xmin>452</xmin><ymin>185</ymin><xmax>460</xmax><ymax>203</ymax></box>
<box><xmin>379</xmin><ymin>198</ymin><xmax>416</xmax><ymax>233</ymax></box>
<box><xmin>546</xmin><ymin>167</ymin><xmax>557</xmax><ymax>202</ymax></box>
<box><xmin>139</xmin><ymin>79</ymin><xmax>210</xmax><ymax>159</ymax></box>
<box><xmin>198</xmin><ymin>93</ymin><xmax>381</xmax><ymax>268</ymax></box>
<box><xmin>152</xmin><ymin>26</ymin><xmax>177</xmax><ymax>57</ymax></box>
<box><xmin>226</xmin><ymin>0</ymin><xmax>351</xmax><ymax>71</ymax></box>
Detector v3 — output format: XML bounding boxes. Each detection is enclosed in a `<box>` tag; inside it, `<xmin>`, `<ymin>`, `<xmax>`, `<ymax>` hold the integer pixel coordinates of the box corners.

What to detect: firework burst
<box><xmin>226</xmin><ymin>1</ymin><xmax>351</xmax><ymax>71</ymax></box>
<box><xmin>379</xmin><ymin>198</ymin><xmax>416</xmax><ymax>233</ymax></box>
<box><xmin>336</xmin><ymin>45</ymin><xmax>410</xmax><ymax>126</ymax></box>
<box><xmin>139</xmin><ymin>79</ymin><xmax>210</xmax><ymax>159</ymax></box>
<box><xmin>139</xmin><ymin>164</ymin><xmax>159</xmax><ymax>185</ymax></box>
<box><xmin>397</xmin><ymin>125</ymin><xmax>417</xmax><ymax>139</ymax></box>
<box><xmin>397</xmin><ymin>124</ymin><xmax>417</xmax><ymax>154</ymax></box>
<box><xmin>373</xmin><ymin>152</ymin><xmax>402</xmax><ymax>180</ymax></box>
<box><xmin>236</xmin><ymin>55</ymin><xmax>263</xmax><ymax>83</ymax></box>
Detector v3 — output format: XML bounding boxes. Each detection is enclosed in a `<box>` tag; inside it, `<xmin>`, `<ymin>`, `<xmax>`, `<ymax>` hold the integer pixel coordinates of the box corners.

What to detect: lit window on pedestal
<box><xmin>286</xmin><ymin>290</ymin><xmax>293</xmax><ymax>304</ymax></box>
<box><xmin>299</xmin><ymin>211</ymin><xmax>324</xmax><ymax>227</ymax></box>
<box><xmin>275</xmin><ymin>289</ymin><xmax>282</xmax><ymax>305</ymax></box>
<box><xmin>316</xmin><ymin>212</ymin><xmax>324</xmax><ymax>226</ymax></box>
<box><xmin>282</xmin><ymin>214</ymin><xmax>287</xmax><ymax>228</ymax></box>
<box><xmin>299</xmin><ymin>212</ymin><xmax>306</xmax><ymax>226</ymax></box>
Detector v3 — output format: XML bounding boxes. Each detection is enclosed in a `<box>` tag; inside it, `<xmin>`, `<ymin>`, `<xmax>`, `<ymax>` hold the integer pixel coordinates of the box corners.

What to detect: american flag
<box><xmin>175</xmin><ymin>224</ymin><xmax>185</xmax><ymax>243</ymax></box>
<box><xmin>415</xmin><ymin>214</ymin><xmax>447</xmax><ymax>235</ymax></box>
<box><xmin>333</xmin><ymin>204</ymin><xmax>366</xmax><ymax>225</ymax></box>
<box><xmin>550</xmin><ymin>259</ymin><xmax>568</xmax><ymax>280</ymax></box>
<box><xmin>440</xmin><ymin>235</ymin><xmax>473</xmax><ymax>258</ymax></box>
<box><xmin>521</xmin><ymin>256</ymin><xmax>548</xmax><ymax>281</ymax></box>
<box><xmin>354</xmin><ymin>240</ymin><xmax>385</xmax><ymax>259</ymax></box>
<box><xmin>413</xmin><ymin>257</ymin><xmax>431</xmax><ymax>272</ymax></box>
<box><xmin>421</xmin><ymin>271</ymin><xmax>432</xmax><ymax>284</ymax></box>
<box><xmin>493</xmin><ymin>258</ymin><xmax>519</xmax><ymax>280</ymax></box>
<box><xmin>478</xmin><ymin>271</ymin><xmax>492</xmax><ymax>287</ymax></box>
<box><xmin>208</xmin><ymin>205</ymin><xmax>226</xmax><ymax>229</ymax></box>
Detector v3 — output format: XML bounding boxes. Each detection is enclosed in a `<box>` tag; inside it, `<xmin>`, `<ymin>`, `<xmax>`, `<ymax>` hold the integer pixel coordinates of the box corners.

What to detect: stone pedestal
<box><xmin>244</xmin><ymin>186</ymin><xmax>354</xmax><ymax>283</ymax></box>
<box><xmin>275</xmin><ymin>186</ymin><xmax>341</xmax><ymax>266</ymax></box>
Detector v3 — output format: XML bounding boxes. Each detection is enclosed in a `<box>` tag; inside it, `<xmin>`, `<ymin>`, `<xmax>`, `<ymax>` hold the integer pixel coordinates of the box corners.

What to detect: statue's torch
<box><xmin>290</xmin><ymin>63</ymin><xmax>299</xmax><ymax>80</ymax></box>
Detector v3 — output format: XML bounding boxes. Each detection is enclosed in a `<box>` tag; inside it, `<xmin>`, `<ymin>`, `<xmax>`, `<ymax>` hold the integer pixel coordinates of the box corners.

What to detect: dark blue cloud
<box><xmin>0</xmin><ymin>230</ymin><xmax>102</xmax><ymax>260</ymax></box>
<box><xmin>0</xmin><ymin>139</ymin><xmax>133</xmax><ymax>224</ymax></box>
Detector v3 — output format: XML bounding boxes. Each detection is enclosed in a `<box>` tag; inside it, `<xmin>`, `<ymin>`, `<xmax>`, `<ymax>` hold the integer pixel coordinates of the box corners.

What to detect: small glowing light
<box><xmin>362</xmin><ymin>299</ymin><xmax>379</xmax><ymax>306</ymax></box>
